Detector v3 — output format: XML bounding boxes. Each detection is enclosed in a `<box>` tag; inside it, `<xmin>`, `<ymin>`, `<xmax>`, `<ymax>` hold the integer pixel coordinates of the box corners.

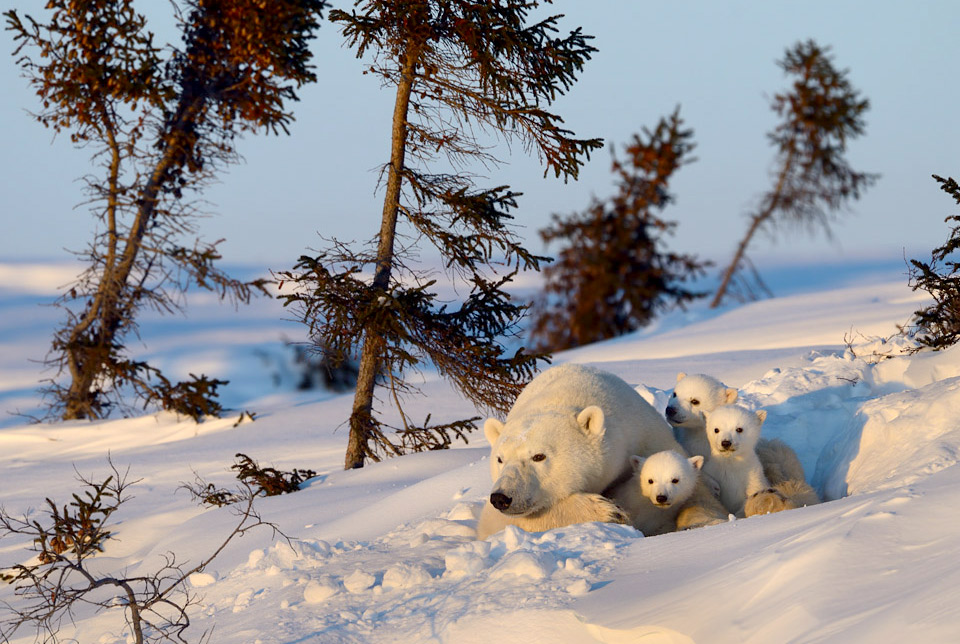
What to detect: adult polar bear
<box><xmin>477</xmin><ymin>364</ymin><xmax>726</xmax><ymax>539</ymax></box>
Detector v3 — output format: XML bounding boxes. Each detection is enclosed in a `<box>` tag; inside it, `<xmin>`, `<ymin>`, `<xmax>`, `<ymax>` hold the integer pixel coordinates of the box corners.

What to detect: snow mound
<box><xmin>819</xmin><ymin>376</ymin><xmax>960</xmax><ymax>498</ymax></box>
<box><xmin>213</xmin><ymin>507</ymin><xmax>640</xmax><ymax>642</ymax></box>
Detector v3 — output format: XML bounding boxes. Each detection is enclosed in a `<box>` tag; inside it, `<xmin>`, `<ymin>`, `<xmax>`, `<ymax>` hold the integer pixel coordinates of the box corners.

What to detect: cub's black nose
<box><xmin>721</xmin><ymin>439</ymin><xmax>732</xmax><ymax>449</ymax></box>
<box><xmin>490</xmin><ymin>492</ymin><xmax>512</xmax><ymax>511</ymax></box>
<box><xmin>656</xmin><ymin>494</ymin><xmax>668</xmax><ymax>504</ymax></box>
<box><xmin>665</xmin><ymin>407</ymin><xmax>677</xmax><ymax>419</ymax></box>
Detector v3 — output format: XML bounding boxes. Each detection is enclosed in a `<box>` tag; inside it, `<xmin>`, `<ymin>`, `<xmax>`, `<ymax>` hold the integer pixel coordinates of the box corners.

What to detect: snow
<box><xmin>2</xmin><ymin>259</ymin><xmax>960</xmax><ymax>643</ymax></box>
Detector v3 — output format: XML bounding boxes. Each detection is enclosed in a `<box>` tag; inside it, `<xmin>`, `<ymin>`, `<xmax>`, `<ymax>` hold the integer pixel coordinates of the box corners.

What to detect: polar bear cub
<box><xmin>665</xmin><ymin>373</ymin><xmax>739</xmax><ymax>458</ymax></box>
<box><xmin>744</xmin><ymin>479</ymin><xmax>822</xmax><ymax>516</ymax></box>
<box><xmin>702</xmin><ymin>406</ymin><xmax>770</xmax><ymax>516</ymax></box>
<box><xmin>744</xmin><ymin>438</ymin><xmax>821</xmax><ymax>516</ymax></box>
<box><xmin>608</xmin><ymin>451</ymin><xmax>704</xmax><ymax>536</ymax></box>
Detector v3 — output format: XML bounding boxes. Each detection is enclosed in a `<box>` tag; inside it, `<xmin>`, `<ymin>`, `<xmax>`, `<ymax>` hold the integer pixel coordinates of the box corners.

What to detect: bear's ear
<box><xmin>755</xmin><ymin>409</ymin><xmax>767</xmax><ymax>425</ymax></box>
<box><xmin>483</xmin><ymin>418</ymin><xmax>505</xmax><ymax>445</ymax></box>
<box><xmin>676</xmin><ymin>372</ymin><xmax>687</xmax><ymax>383</ymax></box>
<box><xmin>630</xmin><ymin>454</ymin><xmax>646</xmax><ymax>472</ymax></box>
<box><xmin>723</xmin><ymin>387</ymin><xmax>738</xmax><ymax>404</ymax></box>
<box><xmin>577</xmin><ymin>406</ymin><xmax>605</xmax><ymax>438</ymax></box>
<box><xmin>688</xmin><ymin>455</ymin><xmax>704</xmax><ymax>471</ymax></box>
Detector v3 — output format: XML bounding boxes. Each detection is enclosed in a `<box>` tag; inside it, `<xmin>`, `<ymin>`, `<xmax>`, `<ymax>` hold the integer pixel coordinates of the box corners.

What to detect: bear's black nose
<box><xmin>665</xmin><ymin>407</ymin><xmax>677</xmax><ymax>419</ymax></box>
<box><xmin>721</xmin><ymin>439</ymin><xmax>732</xmax><ymax>449</ymax></box>
<box><xmin>490</xmin><ymin>492</ymin><xmax>512</xmax><ymax>511</ymax></box>
<box><xmin>656</xmin><ymin>494</ymin><xmax>668</xmax><ymax>504</ymax></box>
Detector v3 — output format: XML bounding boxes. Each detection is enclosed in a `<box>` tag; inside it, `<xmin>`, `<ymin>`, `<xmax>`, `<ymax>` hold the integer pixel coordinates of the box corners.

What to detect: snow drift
<box><xmin>2</xmin><ymin>261</ymin><xmax>960</xmax><ymax>643</ymax></box>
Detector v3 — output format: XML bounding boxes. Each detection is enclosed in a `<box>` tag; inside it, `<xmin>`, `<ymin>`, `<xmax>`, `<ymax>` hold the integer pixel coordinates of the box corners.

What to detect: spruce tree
<box><xmin>279</xmin><ymin>0</ymin><xmax>602</xmax><ymax>469</ymax></box>
<box><xmin>711</xmin><ymin>40</ymin><xmax>879</xmax><ymax>307</ymax></box>
<box><xmin>5</xmin><ymin>1</ymin><xmax>326</xmax><ymax>420</ymax></box>
<box><xmin>909</xmin><ymin>175</ymin><xmax>960</xmax><ymax>350</ymax></box>
<box><xmin>531</xmin><ymin>107</ymin><xmax>709</xmax><ymax>351</ymax></box>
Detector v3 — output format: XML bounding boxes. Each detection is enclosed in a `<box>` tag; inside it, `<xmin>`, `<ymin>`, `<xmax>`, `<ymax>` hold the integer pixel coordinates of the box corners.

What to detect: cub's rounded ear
<box><xmin>724</xmin><ymin>387</ymin><xmax>739</xmax><ymax>404</ymax></box>
<box><xmin>484</xmin><ymin>418</ymin><xmax>505</xmax><ymax>445</ymax></box>
<box><xmin>676</xmin><ymin>372</ymin><xmax>687</xmax><ymax>383</ymax></box>
<box><xmin>577</xmin><ymin>406</ymin><xmax>606</xmax><ymax>438</ymax></box>
<box><xmin>630</xmin><ymin>454</ymin><xmax>646</xmax><ymax>472</ymax></box>
<box><xmin>688</xmin><ymin>455</ymin><xmax>704</xmax><ymax>471</ymax></box>
<box><xmin>755</xmin><ymin>410</ymin><xmax>768</xmax><ymax>424</ymax></box>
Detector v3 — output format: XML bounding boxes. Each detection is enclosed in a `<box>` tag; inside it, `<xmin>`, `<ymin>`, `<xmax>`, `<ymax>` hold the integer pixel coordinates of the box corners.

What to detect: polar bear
<box><xmin>665</xmin><ymin>372</ymin><xmax>811</xmax><ymax>492</ymax></box>
<box><xmin>702</xmin><ymin>406</ymin><xmax>770</xmax><ymax>517</ymax></box>
<box><xmin>476</xmin><ymin>364</ymin><xmax>724</xmax><ymax>540</ymax></box>
<box><xmin>608</xmin><ymin>451</ymin><xmax>704</xmax><ymax>536</ymax></box>
<box><xmin>665</xmin><ymin>372</ymin><xmax>739</xmax><ymax>458</ymax></box>
<box><xmin>743</xmin><ymin>438</ymin><xmax>821</xmax><ymax>517</ymax></box>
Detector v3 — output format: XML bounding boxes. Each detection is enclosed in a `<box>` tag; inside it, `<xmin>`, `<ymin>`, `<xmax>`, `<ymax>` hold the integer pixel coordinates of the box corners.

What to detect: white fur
<box><xmin>665</xmin><ymin>372</ymin><xmax>738</xmax><ymax>458</ymax></box>
<box><xmin>608</xmin><ymin>451</ymin><xmax>704</xmax><ymax>536</ymax></box>
<box><xmin>477</xmin><ymin>364</ymin><xmax>683</xmax><ymax>539</ymax></box>
<box><xmin>665</xmin><ymin>372</ymin><xmax>807</xmax><ymax>492</ymax></box>
<box><xmin>701</xmin><ymin>406</ymin><xmax>770</xmax><ymax>516</ymax></box>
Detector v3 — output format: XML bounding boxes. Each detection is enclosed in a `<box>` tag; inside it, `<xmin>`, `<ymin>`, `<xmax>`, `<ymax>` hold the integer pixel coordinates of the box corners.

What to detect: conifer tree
<box><xmin>711</xmin><ymin>40</ymin><xmax>879</xmax><ymax>307</ymax></box>
<box><xmin>909</xmin><ymin>175</ymin><xmax>960</xmax><ymax>350</ymax></box>
<box><xmin>531</xmin><ymin>107</ymin><xmax>709</xmax><ymax>351</ymax></box>
<box><xmin>279</xmin><ymin>0</ymin><xmax>602</xmax><ymax>469</ymax></box>
<box><xmin>5</xmin><ymin>1</ymin><xmax>326</xmax><ymax>420</ymax></box>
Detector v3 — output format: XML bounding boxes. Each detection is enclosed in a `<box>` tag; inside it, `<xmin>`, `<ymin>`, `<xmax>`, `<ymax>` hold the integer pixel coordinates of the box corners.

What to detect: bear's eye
<box><xmin>671</xmin><ymin>392</ymin><xmax>677</xmax><ymax>398</ymax></box>
<box><xmin>671</xmin><ymin>478</ymin><xmax>679</xmax><ymax>484</ymax></box>
<box><xmin>713</xmin><ymin>427</ymin><xmax>720</xmax><ymax>433</ymax></box>
<box><xmin>531</xmin><ymin>453</ymin><xmax>546</xmax><ymax>462</ymax></box>
<box><xmin>736</xmin><ymin>427</ymin><xmax>743</xmax><ymax>433</ymax></box>
<box><xmin>690</xmin><ymin>398</ymin><xmax>700</xmax><ymax>406</ymax></box>
<box><xmin>647</xmin><ymin>479</ymin><xmax>654</xmax><ymax>485</ymax></box>
<box><xmin>497</xmin><ymin>456</ymin><xmax>502</xmax><ymax>464</ymax></box>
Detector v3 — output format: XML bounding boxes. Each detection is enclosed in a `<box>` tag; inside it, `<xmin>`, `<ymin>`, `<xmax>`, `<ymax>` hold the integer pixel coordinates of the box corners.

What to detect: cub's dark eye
<box><xmin>713</xmin><ymin>428</ymin><xmax>720</xmax><ymax>433</ymax></box>
<box><xmin>532</xmin><ymin>453</ymin><xmax>546</xmax><ymax>462</ymax></box>
<box><xmin>647</xmin><ymin>479</ymin><xmax>654</xmax><ymax>485</ymax></box>
<box><xmin>671</xmin><ymin>392</ymin><xmax>677</xmax><ymax>398</ymax></box>
<box><xmin>497</xmin><ymin>456</ymin><xmax>502</xmax><ymax>464</ymax></box>
<box><xmin>671</xmin><ymin>478</ymin><xmax>679</xmax><ymax>484</ymax></box>
<box><xmin>736</xmin><ymin>427</ymin><xmax>744</xmax><ymax>433</ymax></box>
<box><xmin>690</xmin><ymin>399</ymin><xmax>700</xmax><ymax>406</ymax></box>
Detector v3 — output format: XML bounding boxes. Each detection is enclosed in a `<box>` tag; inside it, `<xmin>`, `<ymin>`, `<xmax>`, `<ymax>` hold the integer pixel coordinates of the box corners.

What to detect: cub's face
<box><xmin>665</xmin><ymin>373</ymin><xmax>738</xmax><ymax>429</ymax></box>
<box><xmin>704</xmin><ymin>406</ymin><xmax>766</xmax><ymax>456</ymax></box>
<box><xmin>633</xmin><ymin>451</ymin><xmax>702</xmax><ymax>507</ymax></box>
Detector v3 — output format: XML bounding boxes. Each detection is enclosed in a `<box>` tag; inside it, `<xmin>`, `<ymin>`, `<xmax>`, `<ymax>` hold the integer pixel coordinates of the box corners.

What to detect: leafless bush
<box><xmin>183</xmin><ymin>453</ymin><xmax>317</xmax><ymax>507</ymax></box>
<box><xmin>1</xmin><ymin>460</ymin><xmax>285</xmax><ymax>643</ymax></box>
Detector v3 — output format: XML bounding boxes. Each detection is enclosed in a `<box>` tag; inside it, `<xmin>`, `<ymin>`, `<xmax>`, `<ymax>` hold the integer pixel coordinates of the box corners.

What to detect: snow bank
<box><xmin>819</xmin><ymin>376</ymin><xmax>960</xmax><ymax>499</ymax></box>
<box><xmin>4</xmin><ymin>268</ymin><xmax>960</xmax><ymax>642</ymax></box>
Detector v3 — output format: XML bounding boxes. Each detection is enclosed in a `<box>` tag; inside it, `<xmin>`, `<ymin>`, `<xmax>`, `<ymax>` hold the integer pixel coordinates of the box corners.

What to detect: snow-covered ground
<box><xmin>2</xmin><ymin>258</ymin><xmax>960</xmax><ymax>643</ymax></box>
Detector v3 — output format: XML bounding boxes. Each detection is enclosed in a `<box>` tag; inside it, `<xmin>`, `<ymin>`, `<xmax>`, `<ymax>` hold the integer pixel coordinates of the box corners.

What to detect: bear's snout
<box><xmin>720</xmin><ymin>439</ymin><xmax>733</xmax><ymax>450</ymax></box>
<box><xmin>665</xmin><ymin>406</ymin><xmax>678</xmax><ymax>420</ymax></box>
<box><xmin>490</xmin><ymin>492</ymin><xmax>512</xmax><ymax>511</ymax></box>
<box><xmin>656</xmin><ymin>494</ymin><xmax>669</xmax><ymax>505</ymax></box>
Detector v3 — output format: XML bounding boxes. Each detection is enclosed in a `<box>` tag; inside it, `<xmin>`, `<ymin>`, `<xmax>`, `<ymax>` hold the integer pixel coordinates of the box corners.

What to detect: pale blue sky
<box><xmin>2</xmin><ymin>1</ymin><xmax>958</xmax><ymax>277</ymax></box>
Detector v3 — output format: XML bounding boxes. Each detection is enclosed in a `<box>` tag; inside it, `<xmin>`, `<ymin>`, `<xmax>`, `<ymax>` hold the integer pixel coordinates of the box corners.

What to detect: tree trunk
<box><xmin>344</xmin><ymin>49</ymin><xmax>418</xmax><ymax>469</ymax></box>
<box><xmin>710</xmin><ymin>152</ymin><xmax>795</xmax><ymax>309</ymax></box>
<box><xmin>709</xmin><ymin>211</ymin><xmax>767</xmax><ymax>309</ymax></box>
<box><xmin>61</xmin><ymin>98</ymin><xmax>205</xmax><ymax>419</ymax></box>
